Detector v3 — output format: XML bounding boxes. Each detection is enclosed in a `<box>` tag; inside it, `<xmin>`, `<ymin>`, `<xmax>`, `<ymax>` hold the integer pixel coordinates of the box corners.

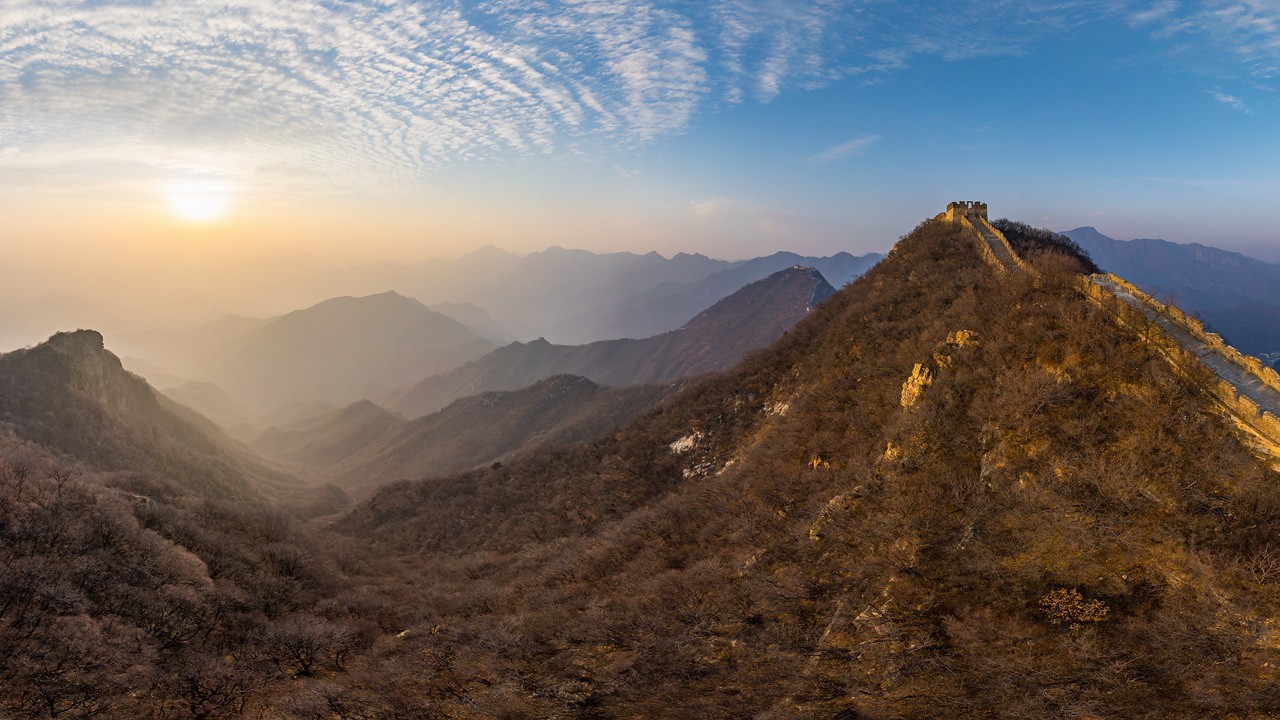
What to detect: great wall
<box><xmin>937</xmin><ymin>201</ymin><xmax>1028</xmax><ymax>274</ymax></box>
<box><xmin>941</xmin><ymin>201</ymin><xmax>1280</xmax><ymax>462</ymax></box>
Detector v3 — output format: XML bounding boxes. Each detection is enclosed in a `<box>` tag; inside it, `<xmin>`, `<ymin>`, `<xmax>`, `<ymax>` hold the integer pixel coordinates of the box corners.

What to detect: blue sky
<box><xmin>1</xmin><ymin>0</ymin><xmax>1278</xmax><ymax>265</ymax></box>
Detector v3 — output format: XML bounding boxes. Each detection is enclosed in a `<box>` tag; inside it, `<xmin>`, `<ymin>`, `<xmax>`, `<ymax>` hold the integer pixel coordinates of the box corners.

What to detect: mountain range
<box><xmin>289</xmin><ymin>244</ymin><xmax>880</xmax><ymax>343</ymax></box>
<box><xmin>388</xmin><ymin>265</ymin><xmax>836</xmax><ymax>417</ymax></box>
<box><xmin>113</xmin><ymin>292</ymin><xmax>497</xmax><ymax>415</ymax></box>
<box><xmin>253</xmin><ymin>375</ymin><xmax>677</xmax><ymax>500</ymax></box>
<box><xmin>1064</xmin><ymin>226</ymin><xmax>1280</xmax><ymax>363</ymax></box>
<box><xmin>4</xmin><ymin>217</ymin><xmax>1280</xmax><ymax>716</ymax></box>
<box><xmin>334</xmin><ymin>218</ymin><xmax>1280</xmax><ymax>716</ymax></box>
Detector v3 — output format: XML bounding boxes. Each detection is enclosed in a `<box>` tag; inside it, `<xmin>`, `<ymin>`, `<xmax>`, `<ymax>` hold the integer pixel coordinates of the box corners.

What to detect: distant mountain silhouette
<box><xmin>1063</xmin><ymin>227</ymin><xmax>1280</xmax><ymax>359</ymax></box>
<box><xmin>550</xmin><ymin>251</ymin><xmax>883</xmax><ymax>343</ymax></box>
<box><xmin>160</xmin><ymin>380</ymin><xmax>258</xmax><ymax>440</ymax></box>
<box><xmin>254</xmin><ymin>375</ymin><xmax>674</xmax><ymax>499</ymax></box>
<box><xmin>281</xmin><ymin>245</ymin><xmax>880</xmax><ymax>343</ymax></box>
<box><xmin>0</xmin><ymin>330</ymin><xmax>301</xmax><ymax>501</ymax></box>
<box><xmin>389</xmin><ymin>266</ymin><xmax>836</xmax><ymax>417</ymax></box>
<box><xmin>213</xmin><ymin>291</ymin><xmax>495</xmax><ymax>409</ymax></box>
<box><xmin>426</xmin><ymin>301</ymin><xmax>516</xmax><ymax>344</ymax></box>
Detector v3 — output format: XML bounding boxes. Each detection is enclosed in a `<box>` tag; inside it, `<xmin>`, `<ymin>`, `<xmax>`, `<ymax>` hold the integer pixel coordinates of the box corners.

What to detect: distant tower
<box><xmin>939</xmin><ymin>201</ymin><xmax>988</xmax><ymax>222</ymax></box>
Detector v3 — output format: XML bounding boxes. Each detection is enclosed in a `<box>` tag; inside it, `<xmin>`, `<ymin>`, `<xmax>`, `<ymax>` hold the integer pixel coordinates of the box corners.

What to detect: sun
<box><xmin>167</xmin><ymin>181</ymin><xmax>231</xmax><ymax>222</ymax></box>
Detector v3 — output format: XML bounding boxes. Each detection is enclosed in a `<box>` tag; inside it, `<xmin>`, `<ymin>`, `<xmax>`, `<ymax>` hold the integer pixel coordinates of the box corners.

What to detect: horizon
<box><xmin>0</xmin><ymin>218</ymin><xmax>1274</xmax><ymax>353</ymax></box>
<box><xmin>3</xmin><ymin>1</ymin><xmax>1279</xmax><ymax>344</ymax></box>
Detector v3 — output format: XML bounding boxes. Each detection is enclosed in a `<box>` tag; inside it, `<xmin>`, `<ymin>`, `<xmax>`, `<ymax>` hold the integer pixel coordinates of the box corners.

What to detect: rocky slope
<box><xmin>0</xmin><ymin>330</ymin><xmax>301</xmax><ymax>501</ymax></box>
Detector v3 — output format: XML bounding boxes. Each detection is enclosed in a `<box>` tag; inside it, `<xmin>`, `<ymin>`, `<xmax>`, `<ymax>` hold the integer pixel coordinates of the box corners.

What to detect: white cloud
<box><xmin>807</xmin><ymin>134</ymin><xmax>882</xmax><ymax>165</ymax></box>
<box><xmin>1208</xmin><ymin>90</ymin><xmax>1249</xmax><ymax>111</ymax></box>
<box><xmin>1</xmin><ymin>0</ymin><xmax>1277</xmax><ymax>197</ymax></box>
<box><xmin>1127</xmin><ymin>0</ymin><xmax>1280</xmax><ymax>76</ymax></box>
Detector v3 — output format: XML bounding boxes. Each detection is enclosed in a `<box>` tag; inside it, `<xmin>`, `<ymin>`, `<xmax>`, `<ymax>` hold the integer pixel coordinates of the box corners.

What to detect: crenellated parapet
<box><xmin>937</xmin><ymin>201</ymin><xmax>989</xmax><ymax>223</ymax></box>
<box><xmin>937</xmin><ymin>201</ymin><xmax>1025</xmax><ymax>274</ymax></box>
<box><xmin>1084</xmin><ymin>273</ymin><xmax>1280</xmax><ymax>460</ymax></box>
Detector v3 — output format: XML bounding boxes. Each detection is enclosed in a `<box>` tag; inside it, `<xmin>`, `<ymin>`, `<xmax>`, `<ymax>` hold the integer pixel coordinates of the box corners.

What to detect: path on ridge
<box><xmin>1093</xmin><ymin>275</ymin><xmax>1280</xmax><ymax>419</ymax></box>
<box><xmin>972</xmin><ymin>219</ymin><xmax>1018</xmax><ymax>271</ymax></box>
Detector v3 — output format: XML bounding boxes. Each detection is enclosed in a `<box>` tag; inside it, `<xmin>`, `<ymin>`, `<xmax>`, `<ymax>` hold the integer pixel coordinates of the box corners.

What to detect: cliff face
<box><xmin>29</xmin><ymin>330</ymin><xmax>154</xmax><ymax>411</ymax></box>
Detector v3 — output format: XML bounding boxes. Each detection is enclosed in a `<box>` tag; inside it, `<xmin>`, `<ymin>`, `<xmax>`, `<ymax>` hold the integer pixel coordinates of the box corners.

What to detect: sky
<box><xmin>1</xmin><ymin>0</ymin><xmax>1279</xmax><ymax>318</ymax></box>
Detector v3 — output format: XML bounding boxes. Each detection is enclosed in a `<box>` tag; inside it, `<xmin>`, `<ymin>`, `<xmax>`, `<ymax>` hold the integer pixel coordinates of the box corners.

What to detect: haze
<box><xmin>2</xmin><ymin>0</ymin><xmax>1278</xmax><ymax>347</ymax></box>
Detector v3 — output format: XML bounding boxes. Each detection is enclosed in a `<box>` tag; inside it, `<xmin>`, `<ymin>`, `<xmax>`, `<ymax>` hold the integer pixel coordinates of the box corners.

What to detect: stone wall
<box><xmin>1101</xmin><ymin>275</ymin><xmax>1280</xmax><ymax>396</ymax></box>
<box><xmin>972</xmin><ymin>215</ymin><xmax>1028</xmax><ymax>273</ymax></box>
<box><xmin>958</xmin><ymin>215</ymin><xmax>1006</xmax><ymax>272</ymax></box>
<box><xmin>1082</xmin><ymin>274</ymin><xmax>1280</xmax><ymax>454</ymax></box>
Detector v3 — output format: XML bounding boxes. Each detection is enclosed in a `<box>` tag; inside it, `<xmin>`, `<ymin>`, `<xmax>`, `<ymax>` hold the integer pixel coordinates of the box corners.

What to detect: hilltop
<box><xmin>337</xmin><ymin>216</ymin><xmax>1280</xmax><ymax>716</ymax></box>
<box><xmin>213</xmin><ymin>291</ymin><xmax>495</xmax><ymax>409</ymax></box>
<box><xmin>0</xmin><ymin>330</ymin><xmax>301</xmax><ymax>501</ymax></box>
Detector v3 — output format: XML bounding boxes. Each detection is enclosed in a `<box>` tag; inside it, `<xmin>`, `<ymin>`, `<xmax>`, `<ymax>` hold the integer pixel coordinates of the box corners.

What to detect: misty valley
<box><xmin>7</xmin><ymin>2</ymin><xmax>1280</xmax><ymax>716</ymax></box>
<box><xmin>4</xmin><ymin>211</ymin><xmax>1280</xmax><ymax>717</ymax></box>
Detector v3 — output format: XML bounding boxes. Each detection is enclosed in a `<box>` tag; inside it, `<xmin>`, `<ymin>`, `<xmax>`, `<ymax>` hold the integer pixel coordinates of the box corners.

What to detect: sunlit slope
<box><xmin>340</xmin><ymin>218</ymin><xmax>1280</xmax><ymax>717</ymax></box>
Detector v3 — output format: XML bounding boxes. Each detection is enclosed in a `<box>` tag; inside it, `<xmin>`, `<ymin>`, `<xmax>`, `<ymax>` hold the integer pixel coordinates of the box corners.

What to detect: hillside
<box><xmin>214</xmin><ymin>291</ymin><xmax>495</xmax><ymax>409</ymax></box>
<box><xmin>160</xmin><ymin>380</ymin><xmax>259</xmax><ymax>440</ymax></box>
<box><xmin>334</xmin><ymin>217</ymin><xmax>1280</xmax><ymax>716</ymax></box>
<box><xmin>254</xmin><ymin>375</ymin><xmax>676</xmax><ymax>499</ymax></box>
<box><xmin>389</xmin><ymin>266</ymin><xmax>836</xmax><ymax>417</ymax></box>
<box><xmin>6</xmin><ymin>216</ymin><xmax>1280</xmax><ymax>716</ymax></box>
<box><xmin>1063</xmin><ymin>226</ymin><xmax>1280</xmax><ymax>361</ymax></box>
<box><xmin>0</xmin><ymin>330</ymin><xmax>300</xmax><ymax>501</ymax></box>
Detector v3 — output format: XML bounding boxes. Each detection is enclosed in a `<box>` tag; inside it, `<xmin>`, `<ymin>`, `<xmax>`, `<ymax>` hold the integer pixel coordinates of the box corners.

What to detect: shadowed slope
<box><xmin>389</xmin><ymin>266</ymin><xmax>836</xmax><ymax>417</ymax></box>
<box><xmin>0</xmin><ymin>330</ymin><xmax>301</xmax><ymax>501</ymax></box>
<box><xmin>254</xmin><ymin>376</ymin><xmax>676</xmax><ymax>500</ymax></box>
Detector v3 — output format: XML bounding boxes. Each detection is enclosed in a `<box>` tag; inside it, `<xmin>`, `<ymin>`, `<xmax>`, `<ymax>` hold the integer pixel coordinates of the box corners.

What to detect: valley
<box><xmin>5</xmin><ymin>211</ymin><xmax>1280</xmax><ymax>717</ymax></box>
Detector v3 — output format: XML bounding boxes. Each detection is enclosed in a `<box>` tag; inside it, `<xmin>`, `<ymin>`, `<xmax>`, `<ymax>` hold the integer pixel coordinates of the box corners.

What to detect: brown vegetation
<box><xmin>4</xmin><ymin>218</ymin><xmax>1280</xmax><ymax>716</ymax></box>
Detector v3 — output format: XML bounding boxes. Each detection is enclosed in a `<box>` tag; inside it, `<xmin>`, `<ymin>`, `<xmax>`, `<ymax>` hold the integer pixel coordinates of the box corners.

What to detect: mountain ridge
<box><xmin>388</xmin><ymin>265</ymin><xmax>837</xmax><ymax>417</ymax></box>
<box><xmin>1063</xmin><ymin>225</ymin><xmax>1280</xmax><ymax>361</ymax></box>
<box><xmin>0</xmin><ymin>330</ymin><xmax>303</xmax><ymax>501</ymax></box>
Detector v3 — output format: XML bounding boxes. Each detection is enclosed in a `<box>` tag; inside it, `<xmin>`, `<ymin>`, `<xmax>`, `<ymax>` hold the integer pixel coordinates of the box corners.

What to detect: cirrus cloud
<box><xmin>2</xmin><ymin>0</ymin><xmax>1278</xmax><ymax>197</ymax></box>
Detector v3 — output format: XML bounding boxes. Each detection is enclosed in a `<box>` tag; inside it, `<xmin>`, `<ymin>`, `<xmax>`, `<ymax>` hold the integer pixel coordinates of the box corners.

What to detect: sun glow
<box><xmin>167</xmin><ymin>181</ymin><xmax>231</xmax><ymax>222</ymax></box>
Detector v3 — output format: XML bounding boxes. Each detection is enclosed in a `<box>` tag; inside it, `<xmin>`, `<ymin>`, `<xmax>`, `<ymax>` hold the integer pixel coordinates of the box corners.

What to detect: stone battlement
<box><xmin>939</xmin><ymin>201</ymin><xmax>988</xmax><ymax>222</ymax></box>
<box><xmin>1083</xmin><ymin>274</ymin><xmax>1280</xmax><ymax>462</ymax></box>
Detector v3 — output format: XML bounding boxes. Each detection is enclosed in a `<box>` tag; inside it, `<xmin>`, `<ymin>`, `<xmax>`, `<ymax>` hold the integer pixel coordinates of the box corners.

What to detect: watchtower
<box><xmin>939</xmin><ymin>201</ymin><xmax>988</xmax><ymax>222</ymax></box>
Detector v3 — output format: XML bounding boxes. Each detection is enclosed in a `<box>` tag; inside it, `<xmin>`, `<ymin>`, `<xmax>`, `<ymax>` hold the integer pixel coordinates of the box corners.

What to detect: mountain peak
<box><xmin>45</xmin><ymin>328</ymin><xmax>106</xmax><ymax>354</ymax></box>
